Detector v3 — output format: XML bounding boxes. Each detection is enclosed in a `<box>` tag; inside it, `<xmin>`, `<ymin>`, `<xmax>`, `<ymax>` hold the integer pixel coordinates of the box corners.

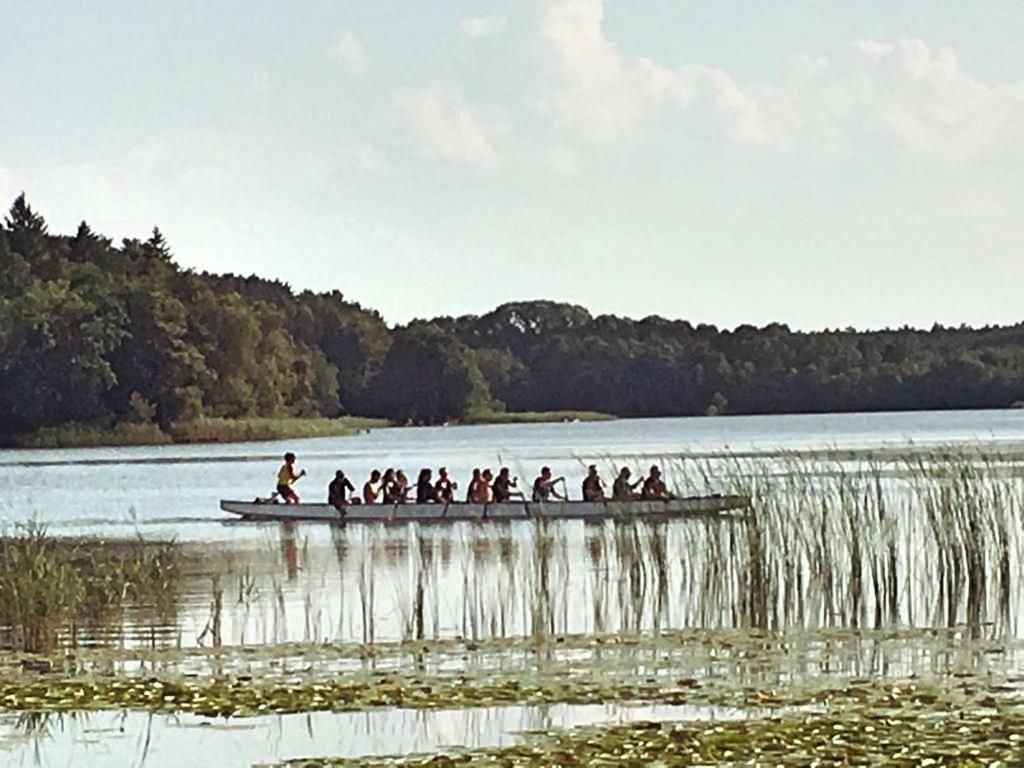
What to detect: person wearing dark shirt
<box><xmin>389</xmin><ymin>470</ymin><xmax>410</xmax><ymax>503</ymax></box>
<box><xmin>434</xmin><ymin>467</ymin><xmax>457</xmax><ymax>503</ymax></box>
<box><xmin>532</xmin><ymin>466</ymin><xmax>566</xmax><ymax>502</ymax></box>
<box><xmin>581</xmin><ymin>465</ymin><xmax>605</xmax><ymax>501</ymax></box>
<box><xmin>641</xmin><ymin>465</ymin><xmax>672</xmax><ymax>501</ymax></box>
<box><xmin>612</xmin><ymin>467</ymin><xmax>642</xmax><ymax>501</ymax></box>
<box><xmin>492</xmin><ymin>468</ymin><xmax>522</xmax><ymax>502</ymax></box>
<box><xmin>328</xmin><ymin>471</ymin><xmax>355</xmax><ymax>509</ymax></box>
<box><xmin>467</xmin><ymin>468</ymin><xmax>484</xmax><ymax>502</ymax></box>
<box><xmin>416</xmin><ymin>468</ymin><xmax>437</xmax><ymax>503</ymax></box>
<box><xmin>380</xmin><ymin>468</ymin><xmax>398</xmax><ymax>503</ymax></box>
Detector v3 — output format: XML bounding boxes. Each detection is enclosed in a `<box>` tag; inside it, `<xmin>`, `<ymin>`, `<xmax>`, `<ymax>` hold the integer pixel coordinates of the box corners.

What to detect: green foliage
<box><xmin>371</xmin><ymin>323</ymin><xmax>494</xmax><ymax>423</ymax></box>
<box><xmin>0</xmin><ymin>523</ymin><xmax>179</xmax><ymax>652</ymax></box>
<box><xmin>2</xmin><ymin>193</ymin><xmax>1024</xmax><ymax>439</ymax></box>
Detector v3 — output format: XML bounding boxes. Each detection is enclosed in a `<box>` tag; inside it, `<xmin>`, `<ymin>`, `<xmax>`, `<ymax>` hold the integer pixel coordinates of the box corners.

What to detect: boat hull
<box><xmin>219</xmin><ymin>495</ymin><xmax>751</xmax><ymax>523</ymax></box>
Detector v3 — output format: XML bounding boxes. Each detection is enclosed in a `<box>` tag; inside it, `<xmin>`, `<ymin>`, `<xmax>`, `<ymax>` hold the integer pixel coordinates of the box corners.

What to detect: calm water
<box><xmin>1</xmin><ymin>410</ymin><xmax>1022</xmax><ymax>541</ymax></box>
<box><xmin>1</xmin><ymin>410</ymin><xmax>1023</xmax><ymax>649</ymax></box>
<box><xmin>0</xmin><ymin>702</ymin><xmax>735</xmax><ymax>768</ymax></box>
<box><xmin>2</xmin><ymin>411</ymin><xmax>1024</xmax><ymax>765</ymax></box>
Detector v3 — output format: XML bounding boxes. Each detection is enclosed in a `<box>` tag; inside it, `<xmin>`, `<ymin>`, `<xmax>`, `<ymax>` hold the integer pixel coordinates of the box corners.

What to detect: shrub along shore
<box><xmin>1</xmin><ymin>411</ymin><xmax>614</xmax><ymax>449</ymax></box>
<box><xmin>1</xmin><ymin>416</ymin><xmax>387</xmax><ymax>450</ymax></box>
<box><xmin>3</xmin><ymin>193</ymin><xmax>1024</xmax><ymax>449</ymax></box>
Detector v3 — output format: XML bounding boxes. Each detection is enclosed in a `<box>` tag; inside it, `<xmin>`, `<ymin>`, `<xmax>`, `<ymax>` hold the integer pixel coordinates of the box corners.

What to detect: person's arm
<box><xmin>552</xmin><ymin>478</ymin><xmax>568</xmax><ymax>501</ymax></box>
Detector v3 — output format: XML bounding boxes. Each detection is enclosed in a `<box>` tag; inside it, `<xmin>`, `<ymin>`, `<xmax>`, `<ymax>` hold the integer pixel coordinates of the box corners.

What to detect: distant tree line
<box><xmin>1</xmin><ymin>194</ymin><xmax>1022</xmax><ymax>437</ymax></box>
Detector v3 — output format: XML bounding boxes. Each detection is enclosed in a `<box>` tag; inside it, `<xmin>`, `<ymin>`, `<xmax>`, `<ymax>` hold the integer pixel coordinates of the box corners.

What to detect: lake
<box><xmin>1</xmin><ymin>409</ymin><xmax>1022</xmax><ymax>541</ymax></box>
<box><xmin>2</xmin><ymin>410</ymin><xmax>1024</xmax><ymax>766</ymax></box>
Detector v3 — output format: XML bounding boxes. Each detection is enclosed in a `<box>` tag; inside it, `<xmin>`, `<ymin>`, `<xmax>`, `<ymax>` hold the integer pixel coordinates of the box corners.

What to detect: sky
<box><xmin>2</xmin><ymin>0</ymin><xmax>1023</xmax><ymax>331</ymax></box>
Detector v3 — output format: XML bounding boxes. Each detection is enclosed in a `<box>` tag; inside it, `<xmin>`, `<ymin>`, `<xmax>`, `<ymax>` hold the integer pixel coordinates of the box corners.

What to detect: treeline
<box><xmin>1</xmin><ymin>194</ymin><xmax>1023</xmax><ymax>437</ymax></box>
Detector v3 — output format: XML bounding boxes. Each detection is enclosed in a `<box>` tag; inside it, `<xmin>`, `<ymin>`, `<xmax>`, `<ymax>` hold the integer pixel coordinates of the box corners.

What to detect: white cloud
<box><xmin>394</xmin><ymin>83</ymin><xmax>497</xmax><ymax>166</ymax></box>
<box><xmin>329</xmin><ymin>30</ymin><xmax>367</xmax><ymax>73</ymax></box>
<box><xmin>751</xmin><ymin>38</ymin><xmax>1024</xmax><ymax>162</ymax></box>
<box><xmin>540</xmin><ymin>0</ymin><xmax>1024</xmax><ymax>163</ymax></box>
<box><xmin>541</xmin><ymin>0</ymin><xmax>766</xmax><ymax>143</ymax></box>
<box><xmin>460</xmin><ymin>16</ymin><xmax>506</xmax><ymax>39</ymax></box>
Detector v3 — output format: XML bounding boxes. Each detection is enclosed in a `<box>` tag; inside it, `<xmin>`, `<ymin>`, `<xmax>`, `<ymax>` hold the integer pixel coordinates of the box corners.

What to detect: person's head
<box><xmin>383</xmin><ymin>468</ymin><xmax>395</xmax><ymax>482</ymax></box>
<box><xmin>587</xmin><ymin>465</ymin><xmax>598</xmax><ymax>477</ymax></box>
<box><xmin>650</xmin><ymin>465</ymin><xmax>661</xmax><ymax>477</ymax></box>
<box><xmin>418</xmin><ymin>468</ymin><xmax>432</xmax><ymax>482</ymax></box>
<box><xmin>498</xmin><ymin>467</ymin><xmax>510</xmax><ymax>479</ymax></box>
<box><xmin>541</xmin><ymin>466</ymin><xmax>551</xmax><ymax>479</ymax></box>
<box><xmin>483</xmin><ymin>468</ymin><xmax>493</xmax><ymax>481</ymax></box>
<box><xmin>335</xmin><ymin>470</ymin><xmax>345</xmax><ymax>480</ymax></box>
<box><xmin>396</xmin><ymin>470</ymin><xmax>407</xmax><ymax>482</ymax></box>
<box><xmin>284</xmin><ymin>452</ymin><xmax>296</xmax><ymax>464</ymax></box>
<box><xmin>370</xmin><ymin>469</ymin><xmax>381</xmax><ymax>482</ymax></box>
<box><xmin>472</xmin><ymin>468</ymin><xmax>481</xmax><ymax>480</ymax></box>
<box><xmin>439</xmin><ymin>467</ymin><xmax>449</xmax><ymax>479</ymax></box>
<box><xmin>619</xmin><ymin>467</ymin><xmax>631</xmax><ymax>478</ymax></box>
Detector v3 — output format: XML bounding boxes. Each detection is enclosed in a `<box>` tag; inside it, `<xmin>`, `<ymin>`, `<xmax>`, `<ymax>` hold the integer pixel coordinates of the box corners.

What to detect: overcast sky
<box><xmin>2</xmin><ymin>1</ymin><xmax>1023</xmax><ymax>330</ymax></box>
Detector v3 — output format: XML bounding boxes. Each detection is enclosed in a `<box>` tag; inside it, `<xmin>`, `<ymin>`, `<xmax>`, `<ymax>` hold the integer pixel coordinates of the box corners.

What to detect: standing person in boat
<box><xmin>435</xmin><ymin>467</ymin><xmax>457</xmax><ymax>503</ymax></box>
<box><xmin>466</xmin><ymin>468</ymin><xmax>483</xmax><ymax>502</ymax></box>
<box><xmin>328</xmin><ymin>471</ymin><xmax>356</xmax><ymax>509</ymax></box>
<box><xmin>363</xmin><ymin>469</ymin><xmax>382</xmax><ymax>504</ymax></box>
<box><xmin>581</xmin><ymin>465</ymin><xmax>605</xmax><ymax>501</ymax></box>
<box><xmin>492</xmin><ymin>468</ymin><xmax>523</xmax><ymax>502</ymax></box>
<box><xmin>532</xmin><ymin>467</ymin><xmax>567</xmax><ymax>502</ymax></box>
<box><xmin>612</xmin><ymin>467</ymin><xmax>642</xmax><ymax>501</ymax></box>
<box><xmin>276</xmin><ymin>453</ymin><xmax>306</xmax><ymax>504</ymax></box>
<box><xmin>416</xmin><ymin>469</ymin><xmax>438</xmax><ymax>503</ymax></box>
<box><xmin>641</xmin><ymin>465</ymin><xmax>673</xmax><ymax>501</ymax></box>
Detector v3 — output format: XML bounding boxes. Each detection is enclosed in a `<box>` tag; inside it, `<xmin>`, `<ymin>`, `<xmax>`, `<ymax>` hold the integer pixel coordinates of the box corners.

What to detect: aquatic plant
<box><xmin>0</xmin><ymin>523</ymin><xmax>180</xmax><ymax>652</ymax></box>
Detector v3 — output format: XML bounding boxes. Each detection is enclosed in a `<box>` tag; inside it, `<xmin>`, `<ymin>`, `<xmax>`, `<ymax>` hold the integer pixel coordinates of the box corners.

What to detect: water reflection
<box><xmin>0</xmin><ymin>702</ymin><xmax>741</xmax><ymax>768</ymax></box>
<box><xmin>2</xmin><ymin>445</ymin><xmax>1017</xmax><ymax>653</ymax></box>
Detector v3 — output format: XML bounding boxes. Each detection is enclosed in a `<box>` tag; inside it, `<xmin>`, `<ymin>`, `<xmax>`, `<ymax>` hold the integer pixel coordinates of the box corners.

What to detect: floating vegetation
<box><xmin>3</xmin><ymin>627</ymin><xmax>1024</xmax><ymax>721</ymax></box>
<box><xmin>0</xmin><ymin>672</ymin><xmax>663</xmax><ymax>718</ymax></box>
<box><xmin>285</xmin><ymin>707</ymin><xmax>1024</xmax><ymax>766</ymax></box>
<box><xmin>0</xmin><ymin>523</ymin><xmax>179</xmax><ymax>652</ymax></box>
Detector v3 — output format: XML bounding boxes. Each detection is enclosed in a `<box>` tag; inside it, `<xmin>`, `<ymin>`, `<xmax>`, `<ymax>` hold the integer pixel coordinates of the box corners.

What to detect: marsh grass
<box><xmin>4</xmin><ymin>416</ymin><xmax>387</xmax><ymax>449</ymax></box>
<box><xmin>160</xmin><ymin>446</ymin><xmax>1024</xmax><ymax>650</ymax></box>
<box><xmin>0</xmin><ymin>523</ymin><xmax>179</xmax><ymax>652</ymax></box>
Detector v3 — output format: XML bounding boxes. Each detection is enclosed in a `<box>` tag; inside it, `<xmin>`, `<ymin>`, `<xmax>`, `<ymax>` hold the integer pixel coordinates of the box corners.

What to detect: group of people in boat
<box><xmin>275</xmin><ymin>453</ymin><xmax>674</xmax><ymax>508</ymax></box>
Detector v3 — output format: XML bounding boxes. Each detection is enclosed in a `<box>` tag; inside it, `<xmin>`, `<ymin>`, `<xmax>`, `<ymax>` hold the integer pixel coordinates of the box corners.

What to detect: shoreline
<box><xmin>0</xmin><ymin>416</ymin><xmax>388</xmax><ymax>450</ymax></box>
<box><xmin>0</xmin><ymin>411</ymin><xmax>615</xmax><ymax>450</ymax></box>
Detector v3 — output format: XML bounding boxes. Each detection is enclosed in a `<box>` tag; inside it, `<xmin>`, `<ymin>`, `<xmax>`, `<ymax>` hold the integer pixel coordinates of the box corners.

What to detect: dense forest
<box><xmin>1</xmin><ymin>194</ymin><xmax>1023</xmax><ymax>438</ymax></box>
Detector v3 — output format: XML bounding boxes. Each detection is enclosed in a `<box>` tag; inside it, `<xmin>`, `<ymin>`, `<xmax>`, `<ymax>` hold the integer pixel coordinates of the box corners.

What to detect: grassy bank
<box><xmin>3</xmin><ymin>416</ymin><xmax>388</xmax><ymax>450</ymax></box>
<box><xmin>463</xmin><ymin>409</ymin><xmax>614</xmax><ymax>425</ymax></box>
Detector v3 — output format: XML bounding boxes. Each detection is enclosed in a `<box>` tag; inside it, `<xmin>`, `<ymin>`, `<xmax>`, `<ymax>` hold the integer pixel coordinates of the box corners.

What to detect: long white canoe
<box><xmin>219</xmin><ymin>495</ymin><xmax>751</xmax><ymax>523</ymax></box>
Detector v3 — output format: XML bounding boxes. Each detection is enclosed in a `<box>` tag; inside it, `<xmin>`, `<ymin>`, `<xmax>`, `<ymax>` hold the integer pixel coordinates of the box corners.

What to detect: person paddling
<box><xmin>328</xmin><ymin>470</ymin><xmax>356</xmax><ymax>509</ymax></box>
<box><xmin>276</xmin><ymin>452</ymin><xmax>306</xmax><ymax>504</ymax></box>
<box><xmin>416</xmin><ymin>468</ymin><xmax>438</xmax><ymax>503</ymax></box>
<box><xmin>612</xmin><ymin>467</ymin><xmax>642</xmax><ymax>501</ymax></box>
<box><xmin>582</xmin><ymin>465</ymin><xmax>605</xmax><ymax>501</ymax></box>
<box><xmin>492</xmin><ymin>468</ymin><xmax>523</xmax><ymax>502</ymax></box>
<box><xmin>435</xmin><ymin>467</ymin><xmax>457</xmax><ymax>503</ymax></box>
<box><xmin>363</xmin><ymin>470</ymin><xmax>382</xmax><ymax>504</ymax></box>
<box><xmin>641</xmin><ymin>465</ymin><xmax>673</xmax><ymax>501</ymax></box>
<box><xmin>466</xmin><ymin>468</ymin><xmax>483</xmax><ymax>502</ymax></box>
<box><xmin>532</xmin><ymin>466</ymin><xmax>566</xmax><ymax>502</ymax></box>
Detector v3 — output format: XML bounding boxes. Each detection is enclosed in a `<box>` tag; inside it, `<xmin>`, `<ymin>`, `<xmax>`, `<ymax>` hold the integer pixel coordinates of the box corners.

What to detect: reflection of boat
<box><xmin>219</xmin><ymin>495</ymin><xmax>751</xmax><ymax>523</ymax></box>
